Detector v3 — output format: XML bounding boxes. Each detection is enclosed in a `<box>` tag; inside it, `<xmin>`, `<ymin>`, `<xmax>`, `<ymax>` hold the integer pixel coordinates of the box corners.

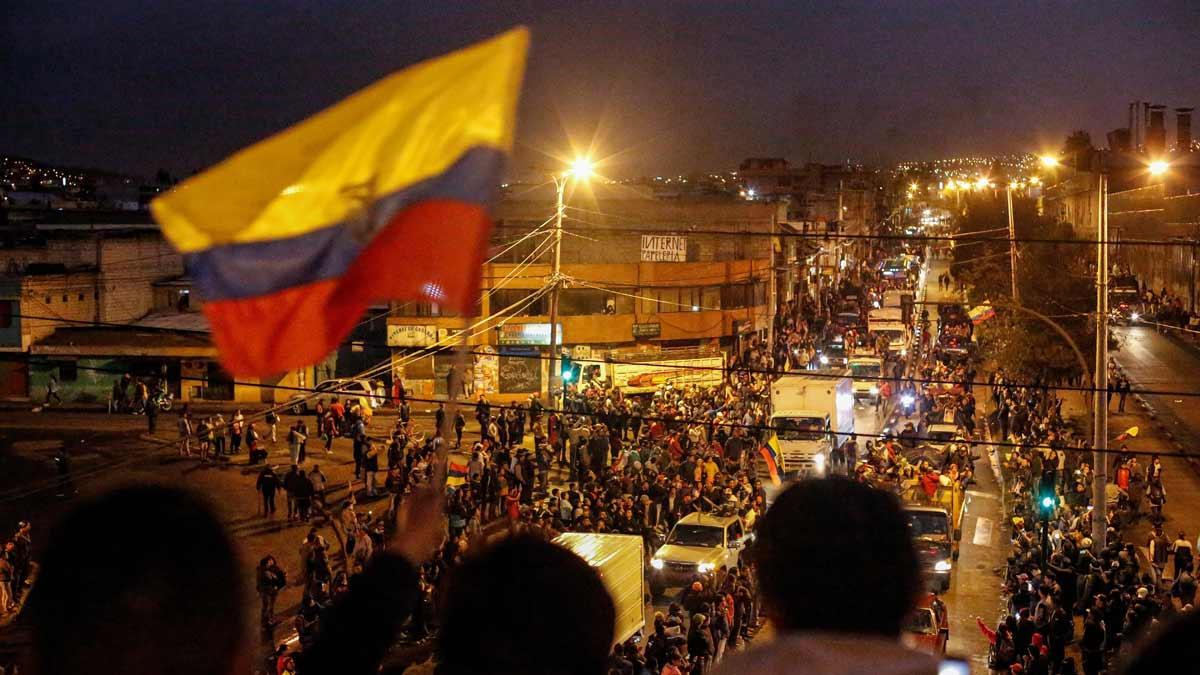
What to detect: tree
<box><xmin>951</xmin><ymin>191</ymin><xmax>1094</xmax><ymax>383</ymax></box>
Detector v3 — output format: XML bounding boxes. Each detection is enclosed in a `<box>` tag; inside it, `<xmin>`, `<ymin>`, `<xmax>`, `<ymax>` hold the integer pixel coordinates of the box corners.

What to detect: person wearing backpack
<box><xmin>978</xmin><ymin>617</ymin><xmax>1017</xmax><ymax>674</ymax></box>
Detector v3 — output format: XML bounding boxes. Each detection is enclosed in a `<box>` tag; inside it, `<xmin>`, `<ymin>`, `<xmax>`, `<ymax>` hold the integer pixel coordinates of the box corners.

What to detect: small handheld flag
<box><xmin>760</xmin><ymin>434</ymin><xmax>782</xmax><ymax>487</ymax></box>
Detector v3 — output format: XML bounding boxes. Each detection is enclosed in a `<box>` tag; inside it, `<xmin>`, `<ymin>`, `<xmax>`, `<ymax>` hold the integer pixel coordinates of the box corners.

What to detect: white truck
<box><xmin>768</xmin><ymin>374</ymin><xmax>855</xmax><ymax>477</ymax></box>
<box><xmin>868</xmin><ymin>309</ymin><xmax>910</xmax><ymax>357</ymax></box>
<box><xmin>848</xmin><ymin>356</ymin><xmax>884</xmax><ymax>404</ymax></box>
<box><xmin>555</xmin><ymin>532</ymin><xmax>647</xmax><ymax>644</ymax></box>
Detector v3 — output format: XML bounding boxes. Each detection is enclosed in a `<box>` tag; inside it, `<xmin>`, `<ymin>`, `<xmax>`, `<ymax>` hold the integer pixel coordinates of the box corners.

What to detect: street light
<box><xmin>548</xmin><ymin>157</ymin><xmax>593</xmax><ymax>407</ymax></box>
<box><xmin>1148</xmin><ymin>160</ymin><xmax>1170</xmax><ymax>177</ymax></box>
<box><xmin>1040</xmin><ymin>155</ymin><xmax>1060</xmax><ymax>169</ymax></box>
<box><xmin>567</xmin><ymin>157</ymin><xmax>595</xmax><ymax>180</ymax></box>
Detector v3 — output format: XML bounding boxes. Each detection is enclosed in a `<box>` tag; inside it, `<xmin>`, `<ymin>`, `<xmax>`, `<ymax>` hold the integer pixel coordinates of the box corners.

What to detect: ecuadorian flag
<box><xmin>447</xmin><ymin>460</ymin><xmax>469</xmax><ymax>487</ymax></box>
<box><xmin>759</xmin><ymin>434</ymin><xmax>782</xmax><ymax>487</ymax></box>
<box><xmin>152</xmin><ymin>28</ymin><xmax>529</xmax><ymax>376</ymax></box>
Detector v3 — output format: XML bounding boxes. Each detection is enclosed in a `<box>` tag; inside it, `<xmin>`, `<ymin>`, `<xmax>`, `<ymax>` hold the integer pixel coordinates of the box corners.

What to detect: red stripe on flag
<box><xmin>759</xmin><ymin>445</ymin><xmax>781</xmax><ymax>487</ymax></box>
<box><xmin>202</xmin><ymin>200</ymin><xmax>491</xmax><ymax>376</ymax></box>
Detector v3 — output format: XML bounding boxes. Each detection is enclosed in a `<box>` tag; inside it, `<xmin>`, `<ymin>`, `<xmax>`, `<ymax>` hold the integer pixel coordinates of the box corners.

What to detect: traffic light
<box><xmin>1037</xmin><ymin>486</ymin><xmax>1058</xmax><ymax>520</ymax></box>
<box><xmin>560</xmin><ymin>355</ymin><xmax>574</xmax><ymax>383</ymax></box>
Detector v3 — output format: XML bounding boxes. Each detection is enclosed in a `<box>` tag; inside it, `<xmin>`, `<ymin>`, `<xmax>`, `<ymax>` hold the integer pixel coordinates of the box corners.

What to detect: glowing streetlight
<box><xmin>975</xmin><ymin>177</ymin><xmax>990</xmax><ymax>190</ymax></box>
<box><xmin>1040</xmin><ymin>155</ymin><xmax>1060</xmax><ymax>169</ymax></box>
<box><xmin>567</xmin><ymin>157</ymin><xmax>594</xmax><ymax>179</ymax></box>
<box><xmin>549</xmin><ymin>156</ymin><xmax>594</xmax><ymax>403</ymax></box>
<box><xmin>1148</xmin><ymin>160</ymin><xmax>1170</xmax><ymax>177</ymax></box>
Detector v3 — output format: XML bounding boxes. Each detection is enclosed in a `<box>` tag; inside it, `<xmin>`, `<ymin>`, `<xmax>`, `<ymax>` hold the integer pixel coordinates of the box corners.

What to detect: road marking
<box><xmin>972</xmin><ymin>516</ymin><xmax>994</xmax><ymax>547</ymax></box>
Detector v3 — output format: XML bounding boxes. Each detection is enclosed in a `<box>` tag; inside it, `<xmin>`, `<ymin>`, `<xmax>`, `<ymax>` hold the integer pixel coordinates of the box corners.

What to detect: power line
<box><xmin>558</xmin><ymin>208</ymin><xmax>1196</xmax><ymax>248</ymax></box>
<box><xmin>14</xmin><ymin>305</ymin><xmax>1200</xmax><ymax>398</ymax></box>
<box><xmin>8</xmin><ymin>357</ymin><xmax>1188</xmax><ymax>464</ymax></box>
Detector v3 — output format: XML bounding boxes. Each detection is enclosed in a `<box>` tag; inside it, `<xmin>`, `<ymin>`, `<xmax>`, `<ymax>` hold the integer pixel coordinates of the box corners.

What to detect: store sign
<box><xmin>496</xmin><ymin>323</ymin><xmax>563</xmax><ymax>346</ymax></box>
<box><xmin>640</xmin><ymin>235</ymin><xmax>687</xmax><ymax>262</ymax></box>
<box><xmin>387</xmin><ymin>324</ymin><xmax>438</xmax><ymax>347</ymax></box>
<box><xmin>632</xmin><ymin>322</ymin><xmax>661</xmax><ymax>339</ymax></box>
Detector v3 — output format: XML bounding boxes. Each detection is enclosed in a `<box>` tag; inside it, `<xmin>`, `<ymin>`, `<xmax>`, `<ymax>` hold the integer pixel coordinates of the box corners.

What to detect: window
<box><xmin>44</xmin><ymin>296</ymin><xmax>51</xmax><ymax>304</ymax></box>
<box><xmin>0</xmin><ymin>301</ymin><xmax>12</xmax><ymax>328</ymax></box>
<box><xmin>489</xmin><ymin>289</ymin><xmax>546</xmax><ymax>316</ymax></box>
<box><xmin>558</xmin><ymin>289</ymin><xmax>608</xmax><ymax>316</ymax></box>
<box><xmin>721</xmin><ymin>284</ymin><xmax>748</xmax><ymax>308</ymax></box>
<box><xmin>62</xmin><ymin>294</ymin><xmax>68</xmax><ymax>302</ymax></box>
<box><xmin>78</xmin><ymin>293</ymin><xmax>84</xmax><ymax>301</ymax></box>
<box><xmin>58</xmin><ymin>361</ymin><xmax>78</xmax><ymax>381</ymax></box>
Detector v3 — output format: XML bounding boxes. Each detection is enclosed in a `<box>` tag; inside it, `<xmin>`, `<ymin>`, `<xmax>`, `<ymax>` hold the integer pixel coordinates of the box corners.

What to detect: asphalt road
<box><xmin>920</xmin><ymin>255</ymin><xmax>1010</xmax><ymax>667</ymax></box>
<box><xmin>1110</xmin><ymin>325</ymin><xmax>1200</xmax><ymax>554</ymax></box>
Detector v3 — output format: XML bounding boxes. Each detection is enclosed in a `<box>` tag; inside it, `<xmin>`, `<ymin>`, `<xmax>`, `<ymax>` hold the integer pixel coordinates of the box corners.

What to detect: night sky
<box><xmin>5</xmin><ymin>0</ymin><xmax>1200</xmax><ymax>177</ymax></box>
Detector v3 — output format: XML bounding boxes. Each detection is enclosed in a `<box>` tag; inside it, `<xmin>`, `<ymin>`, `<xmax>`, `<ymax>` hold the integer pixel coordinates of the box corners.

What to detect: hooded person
<box><xmin>712</xmin><ymin>478</ymin><xmax>937</xmax><ymax>675</ymax></box>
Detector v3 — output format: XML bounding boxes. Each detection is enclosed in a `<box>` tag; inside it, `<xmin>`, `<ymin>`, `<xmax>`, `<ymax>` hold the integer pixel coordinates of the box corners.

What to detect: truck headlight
<box><xmin>697</xmin><ymin>563</ymin><xmax>715</xmax><ymax>574</ymax></box>
<box><xmin>813</xmin><ymin>453</ymin><xmax>826</xmax><ymax>472</ymax></box>
<box><xmin>899</xmin><ymin>348</ymin><xmax>908</xmax><ymax>356</ymax></box>
<box><xmin>650</xmin><ymin>558</ymin><xmax>664</xmax><ymax>570</ymax></box>
<box><xmin>869</xmin><ymin>386</ymin><xmax>879</xmax><ymax>395</ymax></box>
<box><xmin>901</xmin><ymin>394</ymin><xmax>915</xmax><ymax>405</ymax></box>
<box><xmin>1131</xmin><ymin>312</ymin><xmax>1140</xmax><ymax>321</ymax></box>
<box><xmin>934</xmin><ymin>559</ymin><xmax>952</xmax><ymax>572</ymax></box>
<box><xmin>819</xmin><ymin>355</ymin><xmax>830</xmax><ymax>365</ymax></box>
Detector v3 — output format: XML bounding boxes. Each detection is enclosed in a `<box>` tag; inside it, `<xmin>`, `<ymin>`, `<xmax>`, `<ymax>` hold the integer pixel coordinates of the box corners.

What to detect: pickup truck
<box><xmin>649</xmin><ymin>512</ymin><xmax>749</xmax><ymax>596</ymax></box>
<box><xmin>905</xmin><ymin>495</ymin><xmax>964</xmax><ymax>592</ymax></box>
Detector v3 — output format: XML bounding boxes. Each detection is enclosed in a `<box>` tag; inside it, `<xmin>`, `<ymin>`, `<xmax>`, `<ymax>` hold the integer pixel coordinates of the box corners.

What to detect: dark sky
<box><xmin>5</xmin><ymin>0</ymin><xmax>1200</xmax><ymax>177</ymax></box>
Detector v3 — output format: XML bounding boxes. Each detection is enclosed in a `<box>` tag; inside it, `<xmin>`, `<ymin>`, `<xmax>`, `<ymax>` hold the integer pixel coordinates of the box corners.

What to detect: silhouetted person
<box><xmin>435</xmin><ymin>535</ymin><xmax>616</xmax><ymax>675</ymax></box>
<box><xmin>714</xmin><ymin>478</ymin><xmax>937</xmax><ymax>675</ymax></box>
<box><xmin>25</xmin><ymin>485</ymin><xmax>245</xmax><ymax>675</ymax></box>
<box><xmin>1118</xmin><ymin>608</ymin><xmax>1200</xmax><ymax>675</ymax></box>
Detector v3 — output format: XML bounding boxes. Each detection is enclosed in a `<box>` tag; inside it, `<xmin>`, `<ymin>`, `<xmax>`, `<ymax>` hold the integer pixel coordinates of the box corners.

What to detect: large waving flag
<box><xmin>152</xmin><ymin>28</ymin><xmax>529</xmax><ymax>376</ymax></box>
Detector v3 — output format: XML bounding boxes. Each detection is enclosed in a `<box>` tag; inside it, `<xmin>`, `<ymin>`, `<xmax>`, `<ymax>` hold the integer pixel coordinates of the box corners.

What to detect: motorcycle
<box><xmin>152</xmin><ymin>391</ymin><xmax>174</xmax><ymax>412</ymax></box>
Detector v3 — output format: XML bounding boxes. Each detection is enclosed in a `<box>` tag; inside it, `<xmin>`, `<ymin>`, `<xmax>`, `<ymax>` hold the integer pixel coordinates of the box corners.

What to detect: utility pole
<box><xmin>547</xmin><ymin>178</ymin><xmax>566</xmax><ymax>405</ymax></box>
<box><xmin>1092</xmin><ymin>171</ymin><xmax>1109</xmax><ymax>549</ymax></box>
<box><xmin>1006</xmin><ymin>186</ymin><xmax>1020</xmax><ymax>304</ymax></box>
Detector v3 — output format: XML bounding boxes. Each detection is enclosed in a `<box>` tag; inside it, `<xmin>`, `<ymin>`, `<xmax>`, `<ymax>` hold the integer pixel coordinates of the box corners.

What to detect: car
<box><xmin>903</xmin><ymin>592</ymin><xmax>949</xmax><ymax>655</ymax></box>
<box><xmin>817</xmin><ymin>339</ymin><xmax>849</xmax><ymax>368</ymax></box>
<box><xmin>922</xmin><ymin>422</ymin><xmax>963</xmax><ymax>452</ymax></box>
<box><xmin>649</xmin><ymin>512</ymin><xmax>749</xmax><ymax>596</ymax></box>
<box><xmin>289</xmin><ymin>378</ymin><xmax>383</xmax><ymax>414</ymax></box>
<box><xmin>906</xmin><ymin>505</ymin><xmax>956</xmax><ymax>592</ymax></box>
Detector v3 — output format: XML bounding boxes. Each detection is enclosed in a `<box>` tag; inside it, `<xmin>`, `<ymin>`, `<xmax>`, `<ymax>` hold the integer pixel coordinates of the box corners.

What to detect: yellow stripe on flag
<box><xmin>152</xmin><ymin>27</ymin><xmax>529</xmax><ymax>253</ymax></box>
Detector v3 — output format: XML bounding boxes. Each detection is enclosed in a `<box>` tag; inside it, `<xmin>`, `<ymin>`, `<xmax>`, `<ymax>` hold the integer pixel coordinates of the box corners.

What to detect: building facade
<box><xmin>388</xmin><ymin>188</ymin><xmax>784</xmax><ymax>401</ymax></box>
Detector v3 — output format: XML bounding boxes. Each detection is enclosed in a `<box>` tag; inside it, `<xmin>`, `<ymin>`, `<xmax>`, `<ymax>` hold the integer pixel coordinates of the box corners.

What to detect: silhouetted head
<box><xmin>752</xmin><ymin>477</ymin><xmax>920</xmax><ymax>637</ymax></box>
<box><xmin>436</xmin><ymin>535</ymin><xmax>614</xmax><ymax>675</ymax></box>
<box><xmin>27</xmin><ymin>485</ymin><xmax>244</xmax><ymax>675</ymax></box>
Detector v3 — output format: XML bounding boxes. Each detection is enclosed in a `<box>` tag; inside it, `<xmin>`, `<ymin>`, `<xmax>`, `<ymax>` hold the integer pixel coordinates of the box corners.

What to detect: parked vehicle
<box><xmin>289</xmin><ymin>378</ymin><xmax>382</xmax><ymax>414</ymax></box>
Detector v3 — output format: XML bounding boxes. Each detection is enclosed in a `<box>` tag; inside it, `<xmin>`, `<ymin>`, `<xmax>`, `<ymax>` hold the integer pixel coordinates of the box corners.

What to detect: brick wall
<box><xmin>97</xmin><ymin>236</ymin><xmax>183</xmax><ymax>321</ymax></box>
<box><xmin>19</xmin><ymin>273</ymin><xmax>101</xmax><ymax>347</ymax></box>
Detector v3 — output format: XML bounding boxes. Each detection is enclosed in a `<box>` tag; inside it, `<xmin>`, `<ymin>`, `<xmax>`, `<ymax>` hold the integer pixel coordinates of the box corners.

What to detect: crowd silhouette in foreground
<box><xmin>12</xmin><ymin>477</ymin><xmax>1194</xmax><ymax>675</ymax></box>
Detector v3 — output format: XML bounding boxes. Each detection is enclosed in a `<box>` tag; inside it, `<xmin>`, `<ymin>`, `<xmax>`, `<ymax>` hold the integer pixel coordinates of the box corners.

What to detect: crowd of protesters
<box><xmin>973</xmin><ymin>363</ymin><xmax>1199</xmax><ymax>675</ymax></box>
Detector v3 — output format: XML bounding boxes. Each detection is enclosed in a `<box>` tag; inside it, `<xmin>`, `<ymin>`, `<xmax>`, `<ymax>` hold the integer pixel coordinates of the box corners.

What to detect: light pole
<box><xmin>1093</xmin><ymin>169</ymin><xmax>1109</xmax><ymax>549</ymax></box>
<box><xmin>1006</xmin><ymin>183</ymin><xmax>1021</xmax><ymax>304</ymax></box>
<box><xmin>547</xmin><ymin>158</ymin><xmax>593</xmax><ymax>405</ymax></box>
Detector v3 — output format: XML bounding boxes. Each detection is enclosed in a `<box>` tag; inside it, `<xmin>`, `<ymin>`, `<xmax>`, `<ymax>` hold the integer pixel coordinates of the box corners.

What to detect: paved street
<box><xmin>919</xmin><ymin>256</ymin><xmax>1010</xmax><ymax>666</ymax></box>
<box><xmin>1110</xmin><ymin>326</ymin><xmax>1200</xmax><ymax>553</ymax></box>
<box><xmin>0</xmin><ymin>405</ymin><xmax>454</xmax><ymax>646</ymax></box>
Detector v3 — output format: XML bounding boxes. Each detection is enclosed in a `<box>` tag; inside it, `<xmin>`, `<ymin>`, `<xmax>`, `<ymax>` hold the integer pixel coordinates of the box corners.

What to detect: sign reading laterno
<box><xmin>640</xmin><ymin>235</ymin><xmax>687</xmax><ymax>262</ymax></box>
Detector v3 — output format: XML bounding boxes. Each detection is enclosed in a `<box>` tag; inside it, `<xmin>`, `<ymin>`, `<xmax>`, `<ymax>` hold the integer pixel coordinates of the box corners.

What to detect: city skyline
<box><xmin>6</xmin><ymin>1</ymin><xmax>1200</xmax><ymax>177</ymax></box>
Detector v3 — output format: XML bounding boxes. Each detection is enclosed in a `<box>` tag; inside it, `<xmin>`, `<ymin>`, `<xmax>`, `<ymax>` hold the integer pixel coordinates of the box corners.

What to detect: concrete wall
<box><xmin>29</xmin><ymin>357</ymin><xmax>130</xmax><ymax>403</ymax></box>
